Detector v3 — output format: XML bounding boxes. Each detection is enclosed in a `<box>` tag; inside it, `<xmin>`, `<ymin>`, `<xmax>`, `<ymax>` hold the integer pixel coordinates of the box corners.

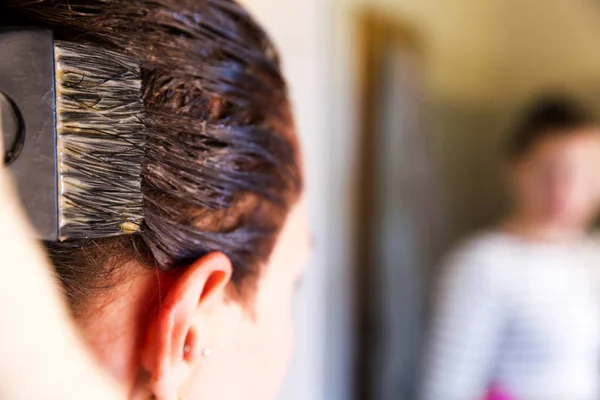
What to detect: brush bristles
<box><xmin>55</xmin><ymin>41</ymin><xmax>145</xmax><ymax>240</ymax></box>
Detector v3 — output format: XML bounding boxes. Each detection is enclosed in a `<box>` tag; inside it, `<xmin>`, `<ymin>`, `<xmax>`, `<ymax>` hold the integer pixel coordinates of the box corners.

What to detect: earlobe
<box><xmin>141</xmin><ymin>253</ymin><xmax>233</xmax><ymax>400</ymax></box>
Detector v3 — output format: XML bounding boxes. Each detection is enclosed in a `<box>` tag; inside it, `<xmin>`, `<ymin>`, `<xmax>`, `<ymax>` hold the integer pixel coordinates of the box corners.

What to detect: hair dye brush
<box><xmin>0</xmin><ymin>29</ymin><xmax>145</xmax><ymax>241</ymax></box>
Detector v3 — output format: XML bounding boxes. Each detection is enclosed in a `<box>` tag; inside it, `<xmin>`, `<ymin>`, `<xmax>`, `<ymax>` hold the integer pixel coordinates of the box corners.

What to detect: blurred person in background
<box><xmin>420</xmin><ymin>96</ymin><xmax>600</xmax><ymax>400</ymax></box>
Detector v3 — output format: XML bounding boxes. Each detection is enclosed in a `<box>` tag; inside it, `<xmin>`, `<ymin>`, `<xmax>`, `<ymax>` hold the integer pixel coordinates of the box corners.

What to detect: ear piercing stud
<box><xmin>183</xmin><ymin>344</ymin><xmax>211</xmax><ymax>358</ymax></box>
<box><xmin>201</xmin><ymin>347</ymin><xmax>212</xmax><ymax>358</ymax></box>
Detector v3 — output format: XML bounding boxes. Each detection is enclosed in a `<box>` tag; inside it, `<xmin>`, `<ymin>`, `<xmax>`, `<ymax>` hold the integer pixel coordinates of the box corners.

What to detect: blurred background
<box><xmin>241</xmin><ymin>1</ymin><xmax>600</xmax><ymax>400</ymax></box>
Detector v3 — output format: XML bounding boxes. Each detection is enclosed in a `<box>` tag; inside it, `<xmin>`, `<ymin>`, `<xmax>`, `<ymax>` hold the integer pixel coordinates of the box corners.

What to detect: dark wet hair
<box><xmin>0</xmin><ymin>0</ymin><xmax>302</xmax><ymax>307</ymax></box>
<box><xmin>507</xmin><ymin>94</ymin><xmax>597</xmax><ymax>160</ymax></box>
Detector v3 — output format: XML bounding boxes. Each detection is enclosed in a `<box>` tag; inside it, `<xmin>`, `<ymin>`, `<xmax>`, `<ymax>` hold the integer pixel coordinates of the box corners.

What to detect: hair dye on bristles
<box><xmin>55</xmin><ymin>41</ymin><xmax>145</xmax><ymax>241</ymax></box>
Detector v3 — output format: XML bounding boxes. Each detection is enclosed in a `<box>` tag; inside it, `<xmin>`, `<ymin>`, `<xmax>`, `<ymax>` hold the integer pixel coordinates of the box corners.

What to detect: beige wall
<box><xmin>363</xmin><ymin>0</ymin><xmax>600</xmax><ymax>101</ymax></box>
<box><xmin>494</xmin><ymin>0</ymin><xmax>600</xmax><ymax>99</ymax></box>
<box><xmin>368</xmin><ymin>0</ymin><xmax>501</xmax><ymax>102</ymax></box>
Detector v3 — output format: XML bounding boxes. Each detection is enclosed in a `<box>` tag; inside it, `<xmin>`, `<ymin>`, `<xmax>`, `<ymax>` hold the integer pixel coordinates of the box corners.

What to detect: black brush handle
<box><xmin>0</xmin><ymin>29</ymin><xmax>58</xmax><ymax>241</ymax></box>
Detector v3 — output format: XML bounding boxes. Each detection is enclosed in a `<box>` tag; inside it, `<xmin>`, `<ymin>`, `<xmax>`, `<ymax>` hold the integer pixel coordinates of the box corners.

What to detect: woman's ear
<box><xmin>141</xmin><ymin>252</ymin><xmax>232</xmax><ymax>400</ymax></box>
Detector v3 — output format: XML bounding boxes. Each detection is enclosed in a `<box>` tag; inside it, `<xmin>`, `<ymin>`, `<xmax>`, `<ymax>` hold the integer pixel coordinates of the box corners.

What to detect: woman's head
<box><xmin>1</xmin><ymin>1</ymin><xmax>307</xmax><ymax>399</ymax></box>
<box><xmin>506</xmin><ymin>95</ymin><xmax>600</xmax><ymax>231</ymax></box>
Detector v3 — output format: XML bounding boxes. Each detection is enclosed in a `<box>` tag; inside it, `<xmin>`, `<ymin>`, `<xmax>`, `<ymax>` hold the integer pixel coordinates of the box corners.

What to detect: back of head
<box><xmin>506</xmin><ymin>94</ymin><xmax>596</xmax><ymax>161</ymax></box>
<box><xmin>0</xmin><ymin>0</ymin><xmax>303</xmax><ymax>307</ymax></box>
<box><xmin>1</xmin><ymin>3</ymin><xmax>308</xmax><ymax>399</ymax></box>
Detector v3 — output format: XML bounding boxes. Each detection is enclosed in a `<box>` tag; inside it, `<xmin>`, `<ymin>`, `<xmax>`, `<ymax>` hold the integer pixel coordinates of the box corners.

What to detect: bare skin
<box><xmin>70</xmin><ymin>199</ymin><xmax>311</xmax><ymax>400</ymax></box>
<box><xmin>504</xmin><ymin>128</ymin><xmax>600</xmax><ymax>241</ymax></box>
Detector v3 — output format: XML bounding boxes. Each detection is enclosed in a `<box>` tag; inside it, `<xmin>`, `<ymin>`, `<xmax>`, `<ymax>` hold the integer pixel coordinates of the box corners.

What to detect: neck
<box><xmin>503</xmin><ymin>213</ymin><xmax>586</xmax><ymax>242</ymax></box>
<box><xmin>75</xmin><ymin>268</ymin><xmax>161</xmax><ymax>398</ymax></box>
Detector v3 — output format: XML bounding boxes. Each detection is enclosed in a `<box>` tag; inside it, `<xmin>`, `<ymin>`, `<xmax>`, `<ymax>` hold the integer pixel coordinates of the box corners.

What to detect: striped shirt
<box><xmin>420</xmin><ymin>232</ymin><xmax>600</xmax><ymax>400</ymax></box>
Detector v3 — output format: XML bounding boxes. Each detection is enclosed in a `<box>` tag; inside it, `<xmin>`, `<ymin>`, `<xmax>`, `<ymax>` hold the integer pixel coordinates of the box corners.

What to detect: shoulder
<box><xmin>439</xmin><ymin>232</ymin><xmax>514</xmax><ymax>288</ymax></box>
<box><xmin>586</xmin><ymin>230</ymin><xmax>600</xmax><ymax>248</ymax></box>
<box><xmin>444</xmin><ymin>231</ymin><xmax>512</xmax><ymax>268</ymax></box>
